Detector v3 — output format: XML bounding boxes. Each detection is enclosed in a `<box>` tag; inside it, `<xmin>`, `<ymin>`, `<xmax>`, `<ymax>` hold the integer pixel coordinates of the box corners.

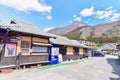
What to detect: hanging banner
<box><xmin>4</xmin><ymin>43</ymin><xmax>16</xmax><ymax>57</ymax></box>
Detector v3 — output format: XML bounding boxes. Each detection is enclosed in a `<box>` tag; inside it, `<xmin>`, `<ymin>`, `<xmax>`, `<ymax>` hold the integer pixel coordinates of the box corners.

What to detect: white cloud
<box><xmin>106</xmin><ymin>6</ymin><xmax>112</xmax><ymax>10</ymax></box>
<box><xmin>79</xmin><ymin>6</ymin><xmax>94</xmax><ymax>17</ymax></box>
<box><xmin>46</xmin><ymin>15</ymin><xmax>52</xmax><ymax>20</ymax></box>
<box><xmin>0</xmin><ymin>0</ymin><xmax>52</xmax><ymax>13</ymax></box>
<box><xmin>96</xmin><ymin>7</ymin><xmax>115</xmax><ymax>19</ymax></box>
<box><xmin>95</xmin><ymin>6</ymin><xmax>120</xmax><ymax>21</ymax></box>
<box><xmin>43</xmin><ymin>27</ymin><xmax>55</xmax><ymax>32</ymax></box>
<box><xmin>74</xmin><ymin>17</ymin><xmax>81</xmax><ymax>22</ymax></box>
<box><xmin>109</xmin><ymin>13</ymin><xmax>120</xmax><ymax>21</ymax></box>
<box><xmin>96</xmin><ymin>11</ymin><xmax>104</xmax><ymax>16</ymax></box>
<box><xmin>73</xmin><ymin>14</ymin><xmax>77</xmax><ymax>17</ymax></box>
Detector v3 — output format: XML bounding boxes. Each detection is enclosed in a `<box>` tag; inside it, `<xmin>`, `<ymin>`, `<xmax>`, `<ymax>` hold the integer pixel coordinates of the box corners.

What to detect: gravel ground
<box><xmin>0</xmin><ymin>55</ymin><xmax>120</xmax><ymax>80</ymax></box>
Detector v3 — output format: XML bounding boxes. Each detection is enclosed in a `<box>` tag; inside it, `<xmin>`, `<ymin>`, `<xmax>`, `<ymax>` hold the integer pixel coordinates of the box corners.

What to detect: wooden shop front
<box><xmin>0</xmin><ymin>21</ymin><xmax>52</xmax><ymax>69</ymax></box>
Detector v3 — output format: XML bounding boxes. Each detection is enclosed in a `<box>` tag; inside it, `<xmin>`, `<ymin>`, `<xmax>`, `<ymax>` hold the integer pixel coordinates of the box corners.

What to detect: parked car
<box><xmin>93</xmin><ymin>51</ymin><xmax>105</xmax><ymax>57</ymax></box>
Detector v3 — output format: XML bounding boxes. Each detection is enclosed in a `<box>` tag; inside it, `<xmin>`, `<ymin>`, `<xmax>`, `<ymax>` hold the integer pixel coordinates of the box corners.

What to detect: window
<box><xmin>32</xmin><ymin>46</ymin><xmax>48</xmax><ymax>53</ymax></box>
<box><xmin>21</xmin><ymin>41</ymin><xmax>30</xmax><ymax>53</ymax></box>
<box><xmin>73</xmin><ymin>47</ymin><xmax>79</xmax><ymax>55</ymax></box>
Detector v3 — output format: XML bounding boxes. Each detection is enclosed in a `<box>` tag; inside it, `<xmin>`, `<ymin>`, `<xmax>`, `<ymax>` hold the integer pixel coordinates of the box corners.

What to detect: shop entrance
<box><xmin>83</xmin><ymin>48</ymin><xmax>88</xmax><ymax>54</ymax></box>
<box><xmin>73</xmin><ymin>47</ymin><xmax>79</xmax><ymax>55</ymax></box>
<box><xmin>59</xmin><ymin>46</ymin><xmax>67</xmax><ymax>61</ymax></box>
<box><xmin>59</xmin><ymin>46</ymin><xmax>67</xmax><ymax>56</ymax></box>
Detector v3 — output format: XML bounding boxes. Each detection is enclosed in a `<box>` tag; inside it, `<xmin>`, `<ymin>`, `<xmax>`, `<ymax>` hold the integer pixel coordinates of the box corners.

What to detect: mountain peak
<box><xmin>48</xmin><ymin>21</ymin><xmax>88</xmax><ymax>35</ymax></box>
<box><xmin>72</xmin><ymin>21</ymin><xmax>88</xmax><ymax>26</ymax></box>
<box><xmin>48</xmin><ymin>20</ymin><xmax>120</xmax><ymax>42</ymax></box>
<box><xmin>73</xmin><ymin>21</ymin><xmax>80</xmax><ymax>24</ymax></box>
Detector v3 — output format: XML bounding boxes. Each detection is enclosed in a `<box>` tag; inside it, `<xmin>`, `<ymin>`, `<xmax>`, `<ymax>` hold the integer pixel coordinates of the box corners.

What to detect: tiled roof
<box><xmin>0</xmin><ymin>19</ymin><xmax>89</xmax><ymax>48</ymax></box>
<box><xmin>50</xmin><ymin>34</ymin><xmax>88</xmax><ymax>48</ymax></box>
<box><xmin>0</xmin><ymin>19</ymin><xmax>53</xmax><ymax>37</ymax></box>
<box><xmin>100</xmin><ymin>43</ymin><xmax>116</xmax><ymax>50</ymax></box>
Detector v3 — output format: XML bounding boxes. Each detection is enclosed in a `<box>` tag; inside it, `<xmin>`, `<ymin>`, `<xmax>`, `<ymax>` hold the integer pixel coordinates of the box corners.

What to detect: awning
<box><xmin>32</xmin><ymin>42</ymin><xmax>52</xmax><ymax>46</ymax></box>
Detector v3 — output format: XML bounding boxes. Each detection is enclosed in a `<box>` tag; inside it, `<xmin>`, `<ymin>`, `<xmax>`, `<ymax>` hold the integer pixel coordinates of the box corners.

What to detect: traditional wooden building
<box><xmin>49</xmin><ymin>35</ymin><xmax>88</xmax><ymax>61</ymax></box>
<box><xmin>78</xmin><ymin>39</ymin><xmax>97</xmax><ymax>50</ymax></box>
<box><xmin>0</xmin><ymin>20</ymin><xmax>53</xmax><ymax>69</ymax></box>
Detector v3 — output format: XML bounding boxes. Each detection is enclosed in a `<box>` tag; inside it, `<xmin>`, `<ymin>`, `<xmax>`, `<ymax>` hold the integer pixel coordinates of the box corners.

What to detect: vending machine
<box><xmin>49</xmin><ymin>46</ymin><xmax>59</xmax><ymax>64</ymax></box>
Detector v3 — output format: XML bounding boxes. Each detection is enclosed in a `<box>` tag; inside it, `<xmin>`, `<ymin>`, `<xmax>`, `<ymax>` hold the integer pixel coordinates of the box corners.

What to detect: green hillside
<box><xmin>64</xmin><ymin>26</ymin><xmax>86</xmax><ymax>40</ymax></box>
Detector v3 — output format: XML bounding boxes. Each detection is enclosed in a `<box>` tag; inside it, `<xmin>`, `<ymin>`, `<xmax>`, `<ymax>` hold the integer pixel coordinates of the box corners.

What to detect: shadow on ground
<box><xmin>107</xmin><ymin>57</ymin><xmax>120</xmax><ymax>80</ymax></box>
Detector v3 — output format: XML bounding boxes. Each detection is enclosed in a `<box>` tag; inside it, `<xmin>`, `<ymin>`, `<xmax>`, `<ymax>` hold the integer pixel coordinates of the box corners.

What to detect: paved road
<box><xmin>0</xmin><ymin>55</ymin><xmax>120</xmax><ymax>80</ymax></box>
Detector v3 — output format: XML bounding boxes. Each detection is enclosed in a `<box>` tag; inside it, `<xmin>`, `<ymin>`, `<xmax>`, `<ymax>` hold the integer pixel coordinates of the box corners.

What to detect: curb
<box><xmin>39</xmin><ymin>60</ymin><xmax>82</xmax><ymax>70</ymax></box>
<box><xmin>116</xmin><ymin>59</ymin><xmax>120</xmax><ymax>64</ymax></box>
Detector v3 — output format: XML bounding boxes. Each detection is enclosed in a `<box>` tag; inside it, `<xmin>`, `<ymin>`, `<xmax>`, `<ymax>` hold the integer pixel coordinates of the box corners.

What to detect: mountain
<box><xmin>65</xmin><ymin>26</ymin><xmax>93</xmax><ymax>40</ymax></box>
<box><xmin>48</xmin><ymin>21</ymin><xmax>88</xmax><ymax>35</ymax></box>
<box><xmin>93</xmin><ymin>21</ymin><xmax>120</xmax><ymax>37</ymax></box>
<box><xmin>48</xmin><ymin>21</ymin><xmax>120</xmax><ymax>43</ymax></box>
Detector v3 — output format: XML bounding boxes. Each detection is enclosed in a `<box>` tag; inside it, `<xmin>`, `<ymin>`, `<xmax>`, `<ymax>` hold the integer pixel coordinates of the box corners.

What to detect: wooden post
<box><xmin>23</xmin><ymin>65</ymin><xmax>26</xmax><ymax>69</ymax></box>
<box><xmin>37</xmin><ymin>64</ymin><xmax>42</xmax><ymax>68</ymax></box>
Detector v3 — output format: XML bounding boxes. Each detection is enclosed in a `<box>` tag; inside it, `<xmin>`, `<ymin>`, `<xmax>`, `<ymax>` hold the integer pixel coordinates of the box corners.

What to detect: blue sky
<box><xmin>0</xmin><ymin>0</ymin><xmax>120</xmax><ymax>31</ymax></box>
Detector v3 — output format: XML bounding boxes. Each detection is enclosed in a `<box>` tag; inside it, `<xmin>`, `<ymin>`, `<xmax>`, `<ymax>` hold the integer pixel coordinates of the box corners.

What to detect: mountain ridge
<box><xmin>48</xmin><ymin>21</ymin><xmax>120</xmax><ymax>43</ymax></box>
<box><xmin>48</xmin><ymin>21</ymin><xmax>88</xmax><ymax>35</ymax></box>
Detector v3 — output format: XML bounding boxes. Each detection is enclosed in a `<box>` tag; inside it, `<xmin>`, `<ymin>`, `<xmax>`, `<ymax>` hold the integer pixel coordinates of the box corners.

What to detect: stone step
<box><xmin>0</xmin><ymin>68</ymin><xmax>14</xmax><ymax>74</ymax></box>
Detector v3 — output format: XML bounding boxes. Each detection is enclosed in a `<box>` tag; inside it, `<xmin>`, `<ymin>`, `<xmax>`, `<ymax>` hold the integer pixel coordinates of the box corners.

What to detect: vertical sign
<box><xmin>4</xmin><ymin>43</ymin><xmax>16</xmax><ymax>57</ymax></box>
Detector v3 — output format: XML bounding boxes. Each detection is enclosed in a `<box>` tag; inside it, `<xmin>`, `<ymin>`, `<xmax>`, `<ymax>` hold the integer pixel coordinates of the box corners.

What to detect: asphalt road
<box><xmin>0</xmin><ymin>55</ymin><xmax>120</xmax><ymax>80</ymax></box>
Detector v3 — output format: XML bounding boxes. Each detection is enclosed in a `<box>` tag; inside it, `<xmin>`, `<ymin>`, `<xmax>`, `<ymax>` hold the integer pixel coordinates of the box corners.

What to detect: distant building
<box><xmin>78</xmin><ymin>39</ymin><xmax>97</xmax><ymax>50</ymax></box>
